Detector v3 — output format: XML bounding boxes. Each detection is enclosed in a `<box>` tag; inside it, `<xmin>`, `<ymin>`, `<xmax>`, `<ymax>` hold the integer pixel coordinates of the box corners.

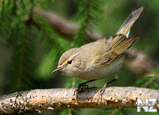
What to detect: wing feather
<box><xmin>94</xmin><ymin>34</ymin><xmax>138</xmax><ymax>65</ymax></box>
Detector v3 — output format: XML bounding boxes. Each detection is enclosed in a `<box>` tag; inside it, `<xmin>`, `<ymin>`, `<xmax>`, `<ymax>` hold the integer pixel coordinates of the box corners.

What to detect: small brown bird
<box><xmin>52</xmin><ymin>7</ymin><xmax>143</xmax><ymax>92</ymax></box>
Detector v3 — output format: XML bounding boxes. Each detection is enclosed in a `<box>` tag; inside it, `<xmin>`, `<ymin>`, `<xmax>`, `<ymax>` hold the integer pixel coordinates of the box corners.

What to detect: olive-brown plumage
<box><xmin>52</xmin><ymin>7</ymin><xmax>143</xmax><ymax>81</ymax></box>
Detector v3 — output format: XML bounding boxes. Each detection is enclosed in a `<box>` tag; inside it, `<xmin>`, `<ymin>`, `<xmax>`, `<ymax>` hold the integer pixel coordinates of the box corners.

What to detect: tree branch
<box><xmin>0</xmin><ymin>87</ymin><xmax>158</xmax><ymax>114</ymax></box>
<box><xmin>32</xmin><ymin>9</ymin><xmax>102</xmax><ymax>40</ymax></box>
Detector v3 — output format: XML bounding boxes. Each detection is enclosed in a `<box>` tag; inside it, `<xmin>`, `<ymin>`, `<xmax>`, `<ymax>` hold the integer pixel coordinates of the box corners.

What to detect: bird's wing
<box><xmin>93</xmin><ymin>34</ymin><xmax>138</xmax><ymax>65</ymax></box>
<box><xmin>93</xmin><ymin>7</ymin><xmax>143</xmax><ymax>65</ymax></box>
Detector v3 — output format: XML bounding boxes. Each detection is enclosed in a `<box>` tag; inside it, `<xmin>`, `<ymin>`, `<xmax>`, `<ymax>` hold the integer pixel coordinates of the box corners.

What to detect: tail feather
<box><xmin>116</xmin><ymin>7</ymin><xmax>144</xmax><ymax>36</ymax></box>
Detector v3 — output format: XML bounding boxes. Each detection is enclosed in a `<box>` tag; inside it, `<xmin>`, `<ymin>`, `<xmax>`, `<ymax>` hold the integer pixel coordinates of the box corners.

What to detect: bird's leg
<box><xmin>77</xmin><ymin>79</ymin><xmax>97</xmax><ymax>92</ymax></box>
<box><xmin>99</xmin><ymin>76</ymin><xmax>118</xmax><ymax>99</ymax></box>
<box><xmin>74</xmin><ymin>76</ymin><xmax>118</xmax><ymax>99</ymax></box>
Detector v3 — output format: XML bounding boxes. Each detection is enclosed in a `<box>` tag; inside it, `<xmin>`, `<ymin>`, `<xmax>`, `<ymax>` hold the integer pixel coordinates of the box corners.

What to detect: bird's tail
<box><xmin>116</xmin><ymin>7</ymin><xmax>144</xmax><ymax>37</ymax></box>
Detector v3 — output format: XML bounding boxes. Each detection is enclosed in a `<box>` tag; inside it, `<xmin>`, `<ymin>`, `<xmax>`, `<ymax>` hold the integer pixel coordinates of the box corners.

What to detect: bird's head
<box><xmin>52</xmin><ymin>48</ymin><xmax>82</xmax><ymax>76</ymax></box>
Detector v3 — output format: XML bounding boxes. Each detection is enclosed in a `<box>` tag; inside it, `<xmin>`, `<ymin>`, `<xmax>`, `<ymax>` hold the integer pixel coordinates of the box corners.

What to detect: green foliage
<box><xmin>0</xmin><ymin>0</ymin><xmax>68</xmax><ymax>91</ymax></box>
<box><xmin>34</xmin><ymin>17</ymin><xmax>70</xmax><ymax>79</ymax></box>
<box><xmin>97</xmin><ymin>108</ymin><xmax>118</xmax><ymax>115</ymax></box>
<box><xmin>61</xmin><ymin>109</ymin><xmax>81</xmax><ymax>115</ymax></box>
<box><xmin>73</xmin><ymin>0</ymin><xmax>104</xmax><ymax>46</ymax></box>
<box><xmin>134</xmin><ymin>69</ymin><xmax>159</xmax><ymax>89</ymax></box>
<box><xmin>34</xmin><ymin>17</ymin><xmax>65</xmax><ymax>52</ymax></box>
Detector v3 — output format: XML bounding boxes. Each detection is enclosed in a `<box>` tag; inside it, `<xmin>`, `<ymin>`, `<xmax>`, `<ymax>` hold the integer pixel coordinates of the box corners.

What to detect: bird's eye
<box><xmin>67</xmin><ymin>60</ymin><xmax>72</xmax><ymax>64</ymax></box>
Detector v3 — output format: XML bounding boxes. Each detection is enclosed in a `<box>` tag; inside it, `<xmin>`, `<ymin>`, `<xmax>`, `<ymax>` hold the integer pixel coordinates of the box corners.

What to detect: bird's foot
<box><xmin>74</xmin><ymin>79</ymin><xmax>97</xmax><ymax>99</ymax></box>
<box><xmin>74</xmin><ymin>83</ymin><xmax>88</xmax><ymax>99</ymax></box>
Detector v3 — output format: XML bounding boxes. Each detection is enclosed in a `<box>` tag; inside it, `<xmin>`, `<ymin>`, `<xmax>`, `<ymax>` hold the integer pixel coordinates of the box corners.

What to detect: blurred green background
<box><xmin>0</xmin><ymin>0</ymin><xmax>159</xmax><ymax>115</ymax></box>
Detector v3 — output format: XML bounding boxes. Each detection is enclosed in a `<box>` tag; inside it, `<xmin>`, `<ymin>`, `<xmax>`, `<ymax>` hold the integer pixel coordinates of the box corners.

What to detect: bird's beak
<box><xmin>52</xmin><ymin>67</ymin><xmax>63</xmax><ymax>73</ymax></box>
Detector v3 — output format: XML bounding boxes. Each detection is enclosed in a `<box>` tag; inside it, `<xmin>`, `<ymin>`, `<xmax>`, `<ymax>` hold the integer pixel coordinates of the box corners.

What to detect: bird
<box><xmin>52</xmin><ymin>7</ymin><xmax>143</xmax><ymax>93</ymax></box>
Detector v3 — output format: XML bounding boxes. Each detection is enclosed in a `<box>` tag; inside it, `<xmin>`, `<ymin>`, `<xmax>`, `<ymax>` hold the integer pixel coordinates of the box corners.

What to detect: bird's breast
<box><xmin>73</xmin><ymin>56</ymin><xmax>125</xmax><ymax>80</ymax></box>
